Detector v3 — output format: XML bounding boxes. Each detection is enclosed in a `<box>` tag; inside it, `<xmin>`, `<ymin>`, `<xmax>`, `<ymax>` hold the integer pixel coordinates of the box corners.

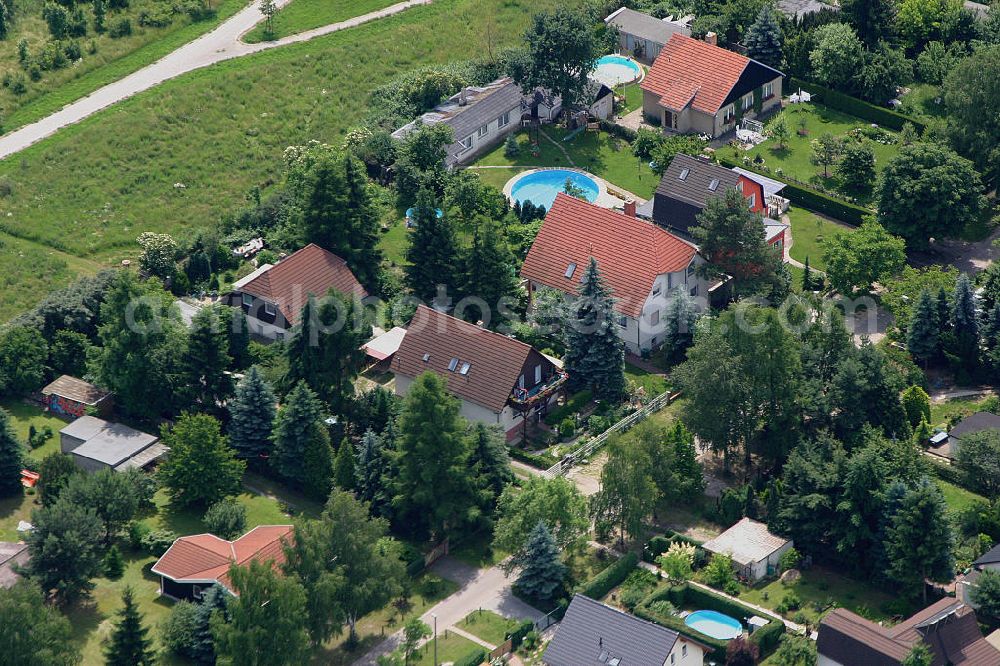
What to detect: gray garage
<box><xmin>59</xmin><ymin>416</ymin><xmax>166</xmax><ymax>473</ymax></box>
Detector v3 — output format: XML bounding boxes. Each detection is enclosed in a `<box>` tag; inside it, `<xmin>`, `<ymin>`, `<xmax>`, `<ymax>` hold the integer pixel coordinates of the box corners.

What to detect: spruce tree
<box><xmin>802</xmin><ymin>257</ymin><xmax>813</xmax><ymax>292</ymax></box>
<box><xmin>191</xmin><ymin>584</ymin><xmax>228</xmax><ymax>664</ymax></box>
<box><xmin>182</xmin><ymin>305</ymin><xmax>234</xmax><ymax>415</ymax></box>
<box><xmin>405</xmin><ymin>189</ymin><xmax>460</xmax><ymax>302</ymax></box>
<box><xmin>744</xmin><ymin>4</ymin><xmax>783</xmax><ymax>69</ymax></box>
<box><xmin>662</xmin><ymin>290</ymin><xmax>698</xmax><ymax>362</ymax></box>
<box><xmin>668</xmin><ymin>421</ymin><xmax>704</xmax><ymax>497</ymax></box>
<box><xmin>562</xmin><ymin>258</ymin><xmax>626</xmax><ymax>402</ymax></box>
<box><xmin>884</xmin><ymin>480</ymin><xmax>954</xmax><ymax>603</ymax></box>
<box><xmin>936</xmin><ymin>287</ymin><xmax>951</xmax><ymax>332</ymax></box>
<box><xmin>952</xmin><ymin>273</ymin><xmax>980</xmax><ymax>367</ymax></box>
<box><xmin>511</xmin><ymin>522</ymin><xmax>567</xmax><ymax>601</ymax></box>
<box><xmin>228</xmin><ymin>366</ymin><xmax>277</xmax><ymax>461</ymax></box>
<box><xmin>468</xmin><ymin>423</ymin><xmax>515</xmax><ymax>504</ymax></box>
<box><xmin>355</xmin><ymin>429</ymin><xmax>389</xmax><ymax>512</ymax></box>
<box><xmin>907</xmin><ymin>289</ymin><xmax>940</xmax><ymax>365</ymax></box>
<box><xmin>333</xmin><ymin>440</ymin><xmax>356</xmax><ymax>491</ymax></box>
<box><xmin>272</xmin><ymin>382</ymin><xmax>333</xmax><ymax>498</ymax></box>
<box><xmin>285</xmin><ymin>296</ymin><xmax>323</xmax><ymax>393</ymax></box>
<box><xmin>104</xmin><ymin>587</ymin><xmax>155</xmax><ymax>666</ymax></box>
<box><xmin>0</xmin><ymin>408</ymin><xmax>24</xmax><ymax>498</ymax></box>
<box><xmin>462</xmin><ymin>218</ymin><xmax>519</xmax><ymax>324</ymax></box>
<box><xmin>312</xmin><ymin>290</ymin><xmax>371</xmax><ymax>415</ymax></box>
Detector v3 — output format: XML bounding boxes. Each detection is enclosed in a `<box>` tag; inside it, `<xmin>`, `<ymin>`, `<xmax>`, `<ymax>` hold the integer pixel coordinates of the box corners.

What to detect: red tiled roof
<box><xmin>520</xmin><ymin>193</ymin><xmax>697</xmax><ymax>318</ymax></box>
<box><xmin>239</xmin><ymin>244</ymin><xmax>367</xmax><ymax>325</ymax></box>
<box><xmin>152</xmin><ymin>526</ymin><xmax>293</xmax><ymax>595</ymax></box>
<box><xmin>642</xmin><ymin>33</ymin><xmax>749</xmax><ymax>114</ymax></box>
<box><xmin>393</xmin><ymin>306</ymin><xmax>544</xmax><ymax>413</ymax></box>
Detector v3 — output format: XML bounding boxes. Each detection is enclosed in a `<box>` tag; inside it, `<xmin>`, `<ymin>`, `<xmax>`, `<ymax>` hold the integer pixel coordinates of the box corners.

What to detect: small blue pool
<box><xmin>509</xmin><ymin>169</ymin><xmax>600</xmax><ymax>210</ymax></box>
<box><xmin>684</xmin><ymin>610</ymin><xmax>743</xmax><ymax>641</ymax></box>
<box><xmin>593</xmin><ymin>55</ymin><xmax>643</xmax><ymax>87</ymax></box>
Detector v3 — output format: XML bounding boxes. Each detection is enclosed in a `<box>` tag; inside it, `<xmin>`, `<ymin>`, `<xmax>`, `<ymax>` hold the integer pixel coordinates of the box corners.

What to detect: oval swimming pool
<box><xmin>508</xmin><ymin>169</ymin><xmax>600</xmax><ymax>210</ymax></box>
<box><xmin>592</xmin><ymin>54</ymin><xmax>643</xmax><ymax>87</ymax></box>
<box><xmin>684</xmin><ymin>610</ymin><xmax>743</xmax><ymax>641</ymax></box>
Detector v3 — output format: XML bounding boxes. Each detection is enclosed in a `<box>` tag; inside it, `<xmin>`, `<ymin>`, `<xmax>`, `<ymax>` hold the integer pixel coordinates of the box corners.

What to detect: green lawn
<box><xmin>625</xmin><ymin>362</ymin><xmax>669</xmax><ymax>397</ymax></box>
<box><xmin>0</xmin><ymin>0</ymin><xmax>570</xmax><ymax>322</ymax></box>
<box><xmin>473</xmin><ymin>125</ymin><xmax>660</xmax><ymax>199</ymax></box>
<box><xmin>896</xmin><ymin>83</ymin><xmax>947</xmax><ymax>122</ymax></box>
<box><xmin>717</xmin><ymin>103</ymin><xmax>901</xmax><ymax>202</ymax></box>
<box><xmin>739</xmin><ymin>566</ymin><xmax>903</xmax><ymax>626</ymax></box>
<box><xmin>459</xmin><ymin>609</ymin><xmax>522</xmax><ymax>646</ymax></box>
<box><xmin>1</xmin><ymin>399</ymin><xmax>68</xmax><ymax>460</ymax></box>
<box><xmin>244</xmin><ymin>0</ymin><xmax>400</xmax><ymax>43</ymax></box>
<box><xmin>617</xmin><ymin>76</ymin><xmax>645</xmax><ymax>114</ymax></box>
<box><xmin>936</xmin><ymin>479</ymin><xmax>987</xmax><ymax>514</ymax></box>
<box><xmin>0</xmin><ymin>0</ymin><xmax>248</xmax><ymax>133</ymax></box>
<box><xmin>786</xmin><ymin>206</ymin><xmax>854</xmax><ymax>272</ymax></box>
<box><xmin>929</xmin><ymin>396</ymin><xmax>992</xmax><ymax>430</ymax></box>
<box><xmin>407</xmin><ymin>630</ymin><xmax>483</xmax><ymax>666</ymax></box>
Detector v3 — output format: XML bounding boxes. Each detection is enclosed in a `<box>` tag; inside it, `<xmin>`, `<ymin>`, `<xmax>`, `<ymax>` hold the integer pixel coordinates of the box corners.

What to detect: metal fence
<box><xmin>541</xmin><ymin>391</ymin><xmax>679</xmax><ymax>478</ymax></box>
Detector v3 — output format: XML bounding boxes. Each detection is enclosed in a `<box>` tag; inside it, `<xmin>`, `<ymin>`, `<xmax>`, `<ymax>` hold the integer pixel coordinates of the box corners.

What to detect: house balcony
<box><xmin>510</xmin><ymin>370</ymin><xmax>569</xmax><ymax>407</ymax></box>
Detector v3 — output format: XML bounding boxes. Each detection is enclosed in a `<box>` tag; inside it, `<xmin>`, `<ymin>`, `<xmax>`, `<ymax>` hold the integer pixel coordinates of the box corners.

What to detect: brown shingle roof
<box><xmin>642</xmin><ymin>34</ymin><xmax>749</xmax><ymax>114</ymax></box>
<box><xmin>393</xmin><ymin>306</ymin><xmax>538</xmax><ymax>413</ymax></box>
<box><xmin>238</xmin><ymin>244</ymin><xmax>367</xmax><ymax>325</ymax></box>
<box><xmin>40</xmin><ymin>375</ymin><xmax>111</xmax><ymax>406</ymax></box>
<box><xmin>520</xmin><ymin>193</ymin><xmax>697</xmax><ymax>318</ymax></box>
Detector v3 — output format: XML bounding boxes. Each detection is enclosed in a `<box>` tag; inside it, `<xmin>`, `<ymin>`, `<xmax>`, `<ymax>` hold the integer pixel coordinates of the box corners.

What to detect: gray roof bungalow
<box><xmin>776</xmin><ymin>0</ymin><xmax>839</xmax><ymax>20</ymax></box>
<box><xmin>59</xmin><ymin>416</ymin><xmax>167</xmax><ymax>474</ymax></box>
<box><xmin>543</xmin><ymin>594</ymin><xmax>712</xmax><ymax>666</ymax></box>
<box><xmin>391</xmin><ymin>77</ymin><xmax>524</xmax><ymax>168</ymax></box>
<box><xmin>604</xmin><ymin>8</ymin><xmax>692</xmax><ymax>64</ymax></box>
<box><xmin>930</xmin><ymin>411</ymin><xmax>1000</xmax><ymax>461</ymax></box>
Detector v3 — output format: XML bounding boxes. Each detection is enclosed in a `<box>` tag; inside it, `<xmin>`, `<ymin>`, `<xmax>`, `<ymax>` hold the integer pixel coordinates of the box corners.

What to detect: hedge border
<box><xmin>577</xmin><ymin>551</ymin><xmax>640</xmax><ymax>600</ymax></box>
<box><xmin>507</xmin><ymin>447</ymin><xmax>558</xmax><ymax>470</ymax></box>
<box><xmin>789</xmin><ymin>78</ymin><xmax>926</xmax><ymax>133</ymax></box>
<box><xmin>453</xmin><ymin>649</ymin><xmax>487</xmax><ymax>666</ymax></box>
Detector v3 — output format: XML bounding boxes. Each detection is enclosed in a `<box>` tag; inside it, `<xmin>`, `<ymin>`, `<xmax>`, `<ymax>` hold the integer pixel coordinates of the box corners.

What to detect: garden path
<box><xmin>0</xmin><ymin>0</ymin><xmax>432</xmax><ymax>160</ymax></box>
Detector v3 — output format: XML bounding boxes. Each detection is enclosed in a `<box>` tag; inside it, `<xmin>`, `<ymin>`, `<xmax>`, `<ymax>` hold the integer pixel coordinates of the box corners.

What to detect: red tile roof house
<box><xmin>226</xmin><ymin>244</ymin><xmax>367</xmax><ymax>342</ymax></box>
<box><xmin>392</xmin><ymin>305</ymin><xmax>567</xmax><ymax>442</ymax></box>
<box><xmin>641</xmin><ymin>33</ymin><xmax>783</xmax><ymax>138</ymax></box>
<box><xmin>151</xmin><ymin>525</ymin><xmax>293</xmax><ymax>601</ymax></box>
<box><xmin>521</xmin><ymin>193</ymin><xmax>707</xmax><ymax>356</ymax></box>
<box><xmin>817</xmin><ymin>597</ymin><xmax>1000</xmax><ymax>666</ymax></box>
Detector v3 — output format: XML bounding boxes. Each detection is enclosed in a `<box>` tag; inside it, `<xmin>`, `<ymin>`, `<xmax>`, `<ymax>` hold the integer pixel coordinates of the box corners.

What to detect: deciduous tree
<box><xmin>809</xmin><ymin>23</ymin><xmax>864</xmax><ymax>90</ymax></box>
<box><xmin>591</xmin><ymin>436</ymin><xmax>658</xmax><ymax>547</ymax></box>
<box><xmin>0</xmin><ymin>326</ymin><xmax>47</xmax><ymax>398</ymax></box>
<box><xmin>821</xmin><ymin>220</ymin><xmax>905</xmax><ymax>295</ymax></box>
<box><xmin>493</xmin><ymin>476</ymin><xmax>588</xmax><ymax>556</ymax></box>
<box><xmin>841</xmin><ymin>0</ymin><xmax>897</xmax><ymax>46</ymax></box>
<box><xmin>24</xmin><ymin>499</ymin><xmax>103</xmax><ymax>604</ymax></box>
<box><xmin>943</xmin><ymin>45</ymin><xmax>1000</xmax><ymax>186</ymax></box>
<box><xmin>159</xmin><ymin>413</ymin><xmax>245</xmax><ymax>509</ymax></box>
<box><xmin>836</xmin><ymin>143</ymin><xmax>876</xmax><ymax>194</ymax></box>
<box><xmin>62</xmin><ymin>469</ymin><xmax>140</xmax><ymax>545</ymax></box>
<box><xmin>203</xmin><ymin>498</ymin><xmax>247</xmax><ymax>540</ymax></box>
<box><xmin>0</xmin><ymin>408</ymin><xmax>23</xmax><ymax>498</ymax></box>
<box><xmin>0</xmin><ymin>581</ymin><xmax>78</xmax><ymax>666</ymax></box>
<box><xmin>956</xmin><ymin>429</ymin><xmax>1000</xmax><ymax>499</ymax></box>
<box><xmin>971</xmin><ymin>569</ymin><xmax>1000</xmax><ymax>619</ymax></box>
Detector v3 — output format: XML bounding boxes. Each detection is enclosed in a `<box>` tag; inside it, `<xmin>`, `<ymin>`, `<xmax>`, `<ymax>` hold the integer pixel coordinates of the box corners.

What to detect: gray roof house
<box><xmin>931</xmin><ymin>411</ymin><xmax>1000</xmax><ymax>461</ymax></box>
<box><xmin>604</xmin><ymin>8</ymin><xmax>692</xmax><ymax>64</ymax></box>
<box><xmin>543</xmin><ymin>595</ymin><xmax>711</xmax><ymax>666</ymax></box>
<box><xmin>60</xmin><ymin>416</ymin><xmax>167</xmax><ymax>474</ymax></box>
<box><xmin>391</xmin><ymin>77</ymin><xmax>524</xmax><ymax>168</ymax></box>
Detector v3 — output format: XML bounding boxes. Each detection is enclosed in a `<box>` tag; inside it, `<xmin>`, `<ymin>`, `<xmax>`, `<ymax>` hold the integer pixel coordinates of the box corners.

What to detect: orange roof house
<box><xmin>641</xmin><ymin>34</ymin><xmax>783</xmax><ymax>138</ymax></box>
<box><xmin>520</xmin><ymin>194</ymin><xmax>705</xmax><ymax>355</ymax></box>
<box><xmin>152</xmin><ymin>525</ymin><xmax>293</xmax><ymax>600</ymax></box>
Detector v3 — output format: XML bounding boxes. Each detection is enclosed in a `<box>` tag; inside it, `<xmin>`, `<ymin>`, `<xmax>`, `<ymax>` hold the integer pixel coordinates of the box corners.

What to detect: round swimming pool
<box><xmin>508</xmin><ymin>169</ymin><xmax>601</xmax><ymax>210</ymax></box>
<box><xmin>592</xmin><ymin>55</ymin><xmax>643</xmax><ymax>87</ymax></box>
<box><xmin>684</xmin><ymin>610</ymin><xmax>743</xmax><ymax>641</ymax></box>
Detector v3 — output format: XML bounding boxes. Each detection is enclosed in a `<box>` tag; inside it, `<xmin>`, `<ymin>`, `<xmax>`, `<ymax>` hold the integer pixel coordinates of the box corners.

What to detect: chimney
<box><xmin>459</xmin><ymin>87</ymin><xmax>470</xmax><ymax>106</ymax></box>
<box><xmin>623</xmin><ymin>198</ymin><xmax>636</xmax><ymax>218</ymax></box>
<box><xmin>705</xmin><ymin>31</ymin><xmax>717</xmax><ymax>46</ymax></box>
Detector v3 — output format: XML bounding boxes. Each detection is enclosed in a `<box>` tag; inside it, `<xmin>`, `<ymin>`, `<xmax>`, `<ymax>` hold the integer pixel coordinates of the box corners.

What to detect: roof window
<box><xmin>448</xmin><ymin>357</ymin><xmax>459</xmax><ymax>371</ymax></box>
<box><xmin>678</xmin><ymin>168</ymin><xmax>690</xmax><ymax>181</ymax></box>
<box><xmin>565</xmin><ymin>262</ymin><xmax>577</xmax><ymax>279</ymax></box>
<box><xmin>422</xmin><ymin>353</ymin><xmax>430</xmax><ymax>362</ymax></box>
<box><xmin>708</xmin><ymin>178</ymin><xmax>720</xmax><ymax>191</ymax></box>
<box><xmin>459</xmin><ymin>362</ymin><xmax>471</xmax><ymax>375</ymax></box>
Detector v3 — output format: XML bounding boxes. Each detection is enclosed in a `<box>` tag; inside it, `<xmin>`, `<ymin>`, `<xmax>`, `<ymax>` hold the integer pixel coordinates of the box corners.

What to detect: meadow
<box><xmin>242</xmin><ymin>0</ymin><xmax>401</xmax><ymax>42</ymax></box>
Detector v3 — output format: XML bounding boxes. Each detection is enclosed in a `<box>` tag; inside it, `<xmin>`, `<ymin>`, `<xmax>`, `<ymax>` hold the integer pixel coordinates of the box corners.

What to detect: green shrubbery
<box><xmin>577</xmin><ymin>552</ymin><xmax>639</xmax><ymax>600</ymax></box>
<box><xmin>544</xmin><ymin>390</ymin><xmax>593</xmax><ymax>426</ymax></box>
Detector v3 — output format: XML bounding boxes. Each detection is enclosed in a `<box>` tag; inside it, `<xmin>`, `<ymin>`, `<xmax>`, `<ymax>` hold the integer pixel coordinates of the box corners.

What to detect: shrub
<box><xmin>508</xmin><ymin>619</ymin><xmax>535</xmax><ymax>648</ymax></box>
<box><xmin>544</xmin><ymin>390</ymin><xmax>593</xmax><ymax>426</ymax></box>
<box><xmin>778</xmin><ymin>547</ymin><xmax>801</xmax><ymax>572</ymax></box>
<box><xmin>558</xmin><ymin>418</ymin><xmax>575</xmax><ymax>439</ymax></box>
<box><xmin>160</xmin><ymin>600</ymin><xmax>198</xmax><ymax>658</ymax></box>
<box><xmin>141</xmin><ymin>529</ymin><xmax>179</xmax><ymax>556</ymax></box>
<box><xmin>109</xmin><ymin>17</ymin><xmax>132</xmax><ymax>37</ymax></box>
<box><xmin>578</xmin><ymin>552</ymin><xmax>639</xmax><ymax>600</ymax></box>
<box><xmin>648</xmin><ymin>599</ymin><xmax>677</xmax><ymax>616</ymax></box>
<box><xmin>127</xmin><ymin>521</ymin><xmax>151</xmax><ymax>549</ymax></box>
<box><xmin>203</xmin><ymin>498</ymin><xmax>247</xmax><ymax>540</ymax></box>
<box><xmin>776</xmin><ymin>591</ymin><xmax>801</xmax><ymax>613</ymax></box>
<box><xmin>504</xmin><ymin>134</ymin><xmax>520</xmax><ymax>158</ymax></box>
<box><xmin>701</xmin><ymin>553</ymin><xmax>737</xmax><ymax>591</ymax></box>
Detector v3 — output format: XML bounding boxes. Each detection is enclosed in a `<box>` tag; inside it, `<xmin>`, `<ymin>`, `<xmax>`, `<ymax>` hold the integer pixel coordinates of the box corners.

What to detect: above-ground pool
<box><xmin>508</xmin><ymin>169</ymin><xmax>600</xmax><ymax>210</ymax></box>
<box><xmin>684</xmin><ymin>610</ymin><xmax>743</xmax><ymax>641</ymax></box>
<box><xmin>592</xmin><ymin>55</ymin><xmax>643</xmax><ymax>87</ymax></box>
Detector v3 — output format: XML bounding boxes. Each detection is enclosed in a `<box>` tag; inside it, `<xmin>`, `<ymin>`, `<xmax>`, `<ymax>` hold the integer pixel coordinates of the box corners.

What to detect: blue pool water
<box><xmin>509</xmin><ymin>170</ymin><xmax>600</xmax><ymax>210</ymax></box>
<box><xmin>684</xmin><ymin>610</ymin><xmax>743</xmax><ymax>641</ymax></box>
<box><xmin>593</xmin><ymin>55</ymin><xmax>643</xmax><ymax>86</ymax></box>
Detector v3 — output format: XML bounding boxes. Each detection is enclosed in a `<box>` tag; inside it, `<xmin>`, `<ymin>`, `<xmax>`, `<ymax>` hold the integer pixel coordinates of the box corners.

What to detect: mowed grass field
<box><xmin>0</xmin><ymin>0</ymin><xmax>570</xmax><ymax>321</ymax></box>
<box><xmin>243</xmin><ymin>0</ymin><xmax>401</xmax><ymax>42</ymax></box>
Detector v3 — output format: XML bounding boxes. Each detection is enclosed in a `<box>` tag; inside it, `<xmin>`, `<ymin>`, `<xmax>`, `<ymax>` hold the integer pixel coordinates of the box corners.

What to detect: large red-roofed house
<box><xmin>151</xmin><ymin>525</ymin><xmax>293</xmax><ymax>601</ymax></box>
<box><xmin>642</xmin><ymin>33</ymin><xmax>783</xmax><ymax>138</ymax></box>
<box><xmin>521</xmin><ymin>193</ymin><xmax>706</xmax><ymax>355</ymax></box>
<box><xmin>227</xmin><ymin>243</ymin><xmax>367</xmax><ymax>341</ymax></box>
<box><xmin>393</xmin><ymin>305</ymin><xmax>567</xmax><ymax>442</ymax></box>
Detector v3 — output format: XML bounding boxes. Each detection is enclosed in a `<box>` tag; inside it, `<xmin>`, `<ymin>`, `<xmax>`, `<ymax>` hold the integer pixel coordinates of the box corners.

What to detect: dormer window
<box><xmin>564</xmin><ymin>262</ymin><xmax>577</xmax><ymax>279</ymax></box>
<box><xmin>708</xmin><ymin>178</ymin><xmax>720</xmax><ymax>191</ymax></box>
<box><xmin>448</xmin><ymin>357</ymin><xmax>459</xmax><ymax>371</ymax></box>
<box><xmin>459</xmin><ymin>362</ymin><xmax>471</xmax><ymax>375</ymax></box>
<box><xmin>678</xmin><ymin>168</ymin><xmax>690</xmax><ymax>181</ymax></box>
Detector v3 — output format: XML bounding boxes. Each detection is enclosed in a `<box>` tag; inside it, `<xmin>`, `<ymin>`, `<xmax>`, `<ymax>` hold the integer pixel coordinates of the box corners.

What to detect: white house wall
<box><xmin>664</xmin><ymin>638</ymin><xmax>705</xmax><ymax>666</ymax></box>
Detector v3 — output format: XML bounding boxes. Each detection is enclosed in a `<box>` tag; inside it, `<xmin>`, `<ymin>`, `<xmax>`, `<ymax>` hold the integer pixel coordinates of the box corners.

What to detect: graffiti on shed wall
<box><xmin>49</xmin><ymin>395</ymin><xmax>86</xmax><ymax>418</ymax></box>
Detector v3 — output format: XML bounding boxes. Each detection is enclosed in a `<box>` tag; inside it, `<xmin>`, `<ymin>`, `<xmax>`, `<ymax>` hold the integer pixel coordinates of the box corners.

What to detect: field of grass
<box><xmin>625</xmin><ymin>362</ymin><xmax>669</xmax><ymax>396</ymax></box>
<box><xmin>929</xmin><ymin>395</ymin><xmax>992</xmax><ymax>430</ymax></box>
<box><xmin>473</xmin><ymin>125</ymin><xmax>660</xmax><ymax>199</ymax></box>
<box><xmin>408</xmin><ymin>630</ymin><xmax>483</xmax><ymax>666</ymax></box>
<box><xmin>243</xmin><ymin>0</ymin><xmax>400</xmax><ymax>43</ymax></box>
<box><xmin>897</xmin><ymin>83</ymin><xmax>947</xmax><ymax>122</ymax></box>
<box><xmin>0</xmin><ymin>0</ymin><xmax>569</xmax><ymax>321</ymax></box>
<box><xmin>936</xmin><ymin>478</ymin><xmax>987</xmax><ymax>514</ymax></box>
<box><xmin>739</xmin><ymin>565</ymin><xmax>903</xmax><ymax>626</ymax></box>
<box><xmin>459</xmin><ymin>609</ymin><xmax>521</xmax><ymax>646</ymax></box>
<box><xmin>718</xmin><ymin>103</ymin><xmax>901</xmax><ymax>199</ymax></box>
<box><xmin>786</xmin><ymin>206</ymin><xmax>854</xmax><ymax>272</ymax></box>
<box><xmin>0</xmin><ymin>0</ymin><xmax>247</xmax><ymax>133</ymax></box>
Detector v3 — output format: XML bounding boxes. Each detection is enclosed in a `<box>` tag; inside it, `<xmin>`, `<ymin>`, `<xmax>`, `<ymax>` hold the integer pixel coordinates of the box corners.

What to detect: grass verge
<box><xmin>243</xmin><ymin>0</ymin><xmax>400</xmax><ymax>43</ymax></box>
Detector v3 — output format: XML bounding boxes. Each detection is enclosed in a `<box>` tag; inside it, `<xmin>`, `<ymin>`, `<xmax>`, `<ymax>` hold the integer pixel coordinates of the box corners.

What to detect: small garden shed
<box><xmin>41</xmin><ymin>375</ymin><xmax>113</xmax><ymax>418</ymax></box>
<box><xmin>702</xmin><ymin>518</ymin><xmax>793</xmax><ymax>582</ymax></box>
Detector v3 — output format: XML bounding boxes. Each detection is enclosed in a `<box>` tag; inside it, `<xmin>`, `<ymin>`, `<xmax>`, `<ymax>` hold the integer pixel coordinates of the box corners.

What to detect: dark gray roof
<box><xmin>949</xmin><ymin>412</ymin><xmax>1000</xmax><ymax>440</ymax></box>
<box><xmin>605</xmin><ymin>8</ymin><xmax>690</xmax><ymax>45</ymax></box>
<box><xmin>656</xmin><ymin>154</ymin><xmax>741</xmax><ymax>208</ymax></box>
<box><xmin>542</xmin><ymin>595</ymin><xmax>681</xmax><ymax>666</ymax></box>
<box><xmin>974</xmin><ymin>543</ymin><xmax>1000</xmax><ymax>568</ymax></box>
<box><xmin>777</xmin><ymin>0</ymin><xmax>838</xmax><ymax>19</ymax></box>
<box><xmin>61</xmin><ymin>416</ymin><xmax>160</xmax><ymax>467</ymax></box>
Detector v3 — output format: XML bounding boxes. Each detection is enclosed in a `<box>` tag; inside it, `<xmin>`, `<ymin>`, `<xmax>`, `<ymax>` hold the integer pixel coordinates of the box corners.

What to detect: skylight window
<box><xmin>459</xmin><ymin>362</ymin><xmax>471</xmax><ymax>375</ymax></box>
<box><xmin>678</xmin><ymin>168</ymin><xmax>690</xmax><ymax>181</ymax></box>
<box><xmin>564</xmin><ymin>262</ymin><xmax>577</xmax><ymax>279</ymax></box>
<box><xmin>422</xmin><ymin>353</ymin><xmax>430</xmax><ymax>362</ymax></box>
<box><xmin>708</xmin><ymin>178</ymin><xmax>720</xmax><ymax>191</ymax></box>
<box><xmin>448</xmin><ymin>357</ymin><xmax>459</xmax><ymax>371</ymax></box>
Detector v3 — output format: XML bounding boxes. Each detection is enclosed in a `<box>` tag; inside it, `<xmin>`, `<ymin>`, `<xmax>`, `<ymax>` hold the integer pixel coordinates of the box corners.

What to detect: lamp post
<box><xmin>432</xmin><ymin>613</ymin><xmax>438</xmax><ymax>666</ymax></box>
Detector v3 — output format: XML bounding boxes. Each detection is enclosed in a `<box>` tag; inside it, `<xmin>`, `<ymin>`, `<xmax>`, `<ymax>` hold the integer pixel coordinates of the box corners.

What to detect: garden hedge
<box><xmin>634</xmin><ymin>603</ymin><xmax>728</xmax><ymax>660</ymax></box>
<box><xmin>508</xmin><ymin>619</ymin><xmax>536</xmax><ymax>648</ymax></box>
<box><xmin>643</xmin><ymin>532</ymin><xmax>706</xmax><ymax>563</ymax></box>
<box><xmin>715</xmin><ymin>156</ymin><xmax>869</xmax><ymax>226</ymax></box>
<box><xmin>544</xmin><ymin>389</ymin><xmax>593</xmax><ymax>426</ymax></box>
<box><xmin>789</xmin><ymin>78</ymin><xmax>926</xmax><ymax>133</ymax></box>
<box><xmin>453</xmin><ymin>649</ymin><xmax>486</xmax><ymax>666</ymax></box>
<box><xmin>600</xmin><ymin>119</ymin><xmax>639</xmax><ymax>142</ymax></box>
<box><xmin>577</xmin><ymin>552</ymin><xmax>639</xmax><ymax>600</ymax></box>
<box><xmin>748</xmin><ymin>615</ymin><xmax>785</xmax><ymax>653</ymax></box>
<box><xmin>507</xmin><ymin>447</ymin><xmax>558</xmax><ymax>470</ymax></box>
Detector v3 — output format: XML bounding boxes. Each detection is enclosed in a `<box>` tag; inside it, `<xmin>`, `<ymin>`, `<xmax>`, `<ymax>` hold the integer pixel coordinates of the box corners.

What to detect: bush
<box><xmin>161</xmin><ymin>600</ymin><xmax>198</xmax><ymax>658</ymax></box>
<box><xmin>789</xmin><ymin>78</ymin><xmax>925</xmax><ymax>132</ymax></box>
<box><xmin>141</xmin><ymin>529</ymin><xmax>179</xmax><ymax>556</ymax></box>
<box><xmin>508</xmin><ymin>619</ymin><xmax>535</xmax><ymax>648</ymax></box>
<box><xmin>203</xmin><ymin>498</ymin><xmax>247</xmax><ymax>540</ymax></box>
<box><xmin>778</xmin><ymin>547</ymin><xmax>801</xmax><ymax>572</ymax></box>
<box><xmin>109</xmin><ymin>17</ymin><xmax>132</xmax><ymax>37</ymax></box>
<box><xmin>558</xmin><ymin>418</ymin><xmax>575</xmax><ymax>439</ymax></box>
<box><xmin>507</xmin><ymin>446</ymin><xmax>558</xmax><ymax>470</ymax></box>
<box><xmin>544</xmin><ymin>390</ymin><xmax>593</xmax><ymax>426</ymax></box>
<box><xmin>504</xmin><ymin>134</ymin><xmax>520</xmax><ymax>158</ymax></box>
<box><xmin>453</xmin><ymin>650</ymin><xmax>486</xmax><ymax>666</ymax></box>
<box><xmin>128</xmin><ymin>521</ymin><xmax>151</xmax><ymax>549</ymax></box>
<box><xmin>577</xmin><ymin>552</ymin><xmax>639</xmax><ymax>600</ymax></box>
<box><xmin>776</xmin><ymin>591</ymin><xmax>801</xmax><ymax>613</ymax></box>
